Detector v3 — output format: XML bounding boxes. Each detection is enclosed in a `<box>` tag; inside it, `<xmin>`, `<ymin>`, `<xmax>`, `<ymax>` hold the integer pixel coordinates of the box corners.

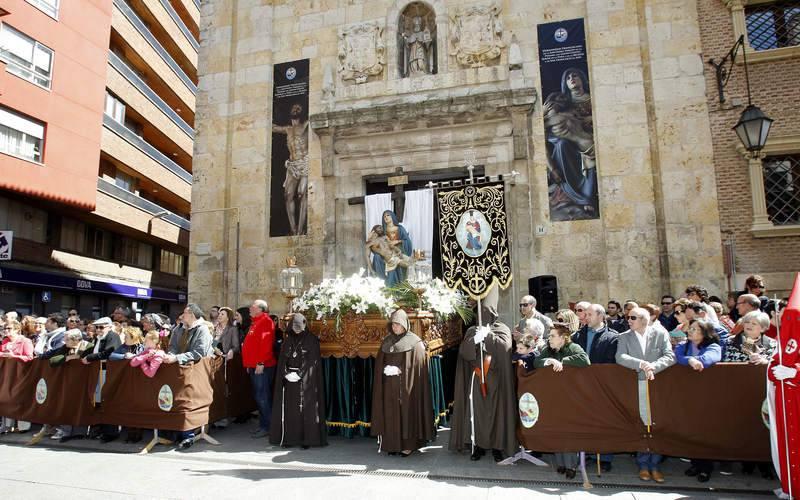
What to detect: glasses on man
<box><xmin>2</xmin><ymin>327</ymin><xmax>13</xmax><ymax>331</ymax></box>
<box><xmin>626</xmin><ymin>315</ymin><xmax>639</xmax><ymax>321</ymax></box>
<box><xmin>661</xmin><ymin>301</ymin><xmax>672</xmax><ymax>305</ymax></box>
<box><xmin>519</xmin><ymin>303</ymin><xmax>532</xmax><ymax>307</ymax></box>
<box><xmin>576</xmin><ymin>308</ymin><xmax>585</xmax><ymax>313</ymax></box>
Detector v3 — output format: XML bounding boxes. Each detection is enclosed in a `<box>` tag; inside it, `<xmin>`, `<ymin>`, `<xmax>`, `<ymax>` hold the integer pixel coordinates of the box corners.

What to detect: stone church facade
<box><xmin>189</xmin><ymin>0</ymin><xmax>728</xmax><ymax>315</ymax></box>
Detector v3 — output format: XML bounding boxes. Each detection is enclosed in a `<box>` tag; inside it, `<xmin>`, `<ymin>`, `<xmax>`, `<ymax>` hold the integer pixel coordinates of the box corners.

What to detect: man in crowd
<box><xmin>81</xmin><ymin>316</ymin><xmax>123</xmax><ymax>442</ymax></box>
<box><xmin>516</xmin><ymin>295</ymin><xmax>552</xmax><ymax>337</ymax></box>
<box><xmin>657</xmin><ymin>295</ymin><xmax>678</xmax><ymax>331</ymax></box>
<box><xmin>164</xmin><ymin>303</ymin><xmax>213</xmax><ymax>449</ymax></box>
<box><xmin>241</xmin><ymin>299</ymin><xmax>276</xmax><ymax>439</ymax></box>
<box><xmin>34</xmin><ymin>313</ymin><xmax>66</xmax><ymax>357</ymax></box>
<box><xmin>606</xmin><ymin>301</ymin><xmax>623</xmax><ymax>324</ymax></box>
<box><xmin>684</xmin><ymin>301</ymin><xmax>728</xmax><ymax>345</ymax></box>
<box><xmin>727</xmin><ymin>294</ymin><xmax>762</xmax><ymax>335</ymax></box>
<box><xmin>616</xmin><ymin>307</ymin><xmax>675</xmax><ymax>483</ymax></box>
<box><xmin>209</xmin><ymin>306</ymin><xmax>220</xmax><ymax>328</ymax></box>
<box><xmin>611</xmin><ymin>301</ymin><xmax>637</xmax><ymax>333</ymax></box>
<box><xmin>112</xmin><ymin>305</ymin><xmax>133</xmax><ymax>327</ymax></box>
<box><xmin>572</xmin><ymin>303</ymin><xmax>619</xmax><ymax>472</ymax></box>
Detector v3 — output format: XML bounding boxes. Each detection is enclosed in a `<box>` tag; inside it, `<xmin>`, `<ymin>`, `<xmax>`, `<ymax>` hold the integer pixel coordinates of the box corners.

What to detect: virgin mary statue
<box><xmin>369</xmin><ymin>210</ymin><xmax>413</xmax><ymax>287</ymax></box>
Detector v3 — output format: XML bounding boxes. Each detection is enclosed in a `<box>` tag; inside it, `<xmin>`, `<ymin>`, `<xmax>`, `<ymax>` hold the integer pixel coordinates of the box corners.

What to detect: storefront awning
<box><xmin>0</xmin><ymin>265</ymin><xmax>186</xmax><ymax>302</ymax></box>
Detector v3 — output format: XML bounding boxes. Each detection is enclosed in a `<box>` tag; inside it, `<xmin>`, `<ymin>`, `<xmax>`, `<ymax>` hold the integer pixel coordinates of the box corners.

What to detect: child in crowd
<box><xmin>109</xmin><ymin>326</ymin><xmax>144</xmax><ymax>361</ymax></box>
<box><xmin>130</xmin><ymin>331</ymin><xmax>166</xmax><ymax>378</ymax></box>
<box><xmin>534</xmin><ymin>323</ymin><xmax>590</xmax><ymax>479</ymax></box>
<box><xmin>513</xmin><ymin>333</ymin><xmax>538</xmax><ymax>372</ymax></box>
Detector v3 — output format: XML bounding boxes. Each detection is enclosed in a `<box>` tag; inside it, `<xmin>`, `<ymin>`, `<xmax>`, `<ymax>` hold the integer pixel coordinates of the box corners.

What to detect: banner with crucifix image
<box><xmin>437</xmin><ymin>183</ymin><xmax>512</xmax><ymax>299</ymax></box>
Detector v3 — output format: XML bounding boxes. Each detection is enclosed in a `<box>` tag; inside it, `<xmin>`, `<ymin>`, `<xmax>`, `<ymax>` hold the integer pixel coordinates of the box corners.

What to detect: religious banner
<box><xmin>437</xmin><ymin>183</ymin><xmax>512</xmax><ymax>299</ymax></box>
<box><xmin>270</xmin><ymin>59</ymin><xmax>310</xmax><ymax>237</ymax></box>
<box><xmin>537</xmin><ymin>18</ymin><xmax>599</xmax><ymax>221</ymax></box>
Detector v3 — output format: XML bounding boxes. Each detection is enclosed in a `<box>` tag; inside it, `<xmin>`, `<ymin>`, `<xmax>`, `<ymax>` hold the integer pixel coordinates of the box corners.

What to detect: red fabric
<box><xmin>241</xmin><ymin>314</ymin><xmax>275</xmax><ymax>368</ymax></box>
<box><xmin>1</xmin><ymin>337</ymin><xmax>33</xmax><ymax>361</ymax></box>
<box><xmin>768</xmin><ymin>272</ymin><xmax>800</xmax><ymax>498</ymax></box>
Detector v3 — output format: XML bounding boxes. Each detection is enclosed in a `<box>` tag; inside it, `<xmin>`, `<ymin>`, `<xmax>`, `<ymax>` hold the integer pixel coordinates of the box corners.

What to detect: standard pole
<box><xmin>774</xmin><ymin>298</ymin><xmax>792</xmax><ymax>500</ymax></box>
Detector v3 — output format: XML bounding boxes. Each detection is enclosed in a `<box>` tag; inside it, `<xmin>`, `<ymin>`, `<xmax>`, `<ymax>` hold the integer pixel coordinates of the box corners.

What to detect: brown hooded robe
<box><xmin>370</xmin><ymin>309</ymin><xmax>434</xmax><ymax>453</ymax></box>
<box><xmin>269</xmin><ymin>314</ymin><xmax>327</xmax><ymax>447</ymax></box>
<box><xmin>448</xmin><ymin>285</ymin><xmax>518</xmax><ymax>457</ymax></box>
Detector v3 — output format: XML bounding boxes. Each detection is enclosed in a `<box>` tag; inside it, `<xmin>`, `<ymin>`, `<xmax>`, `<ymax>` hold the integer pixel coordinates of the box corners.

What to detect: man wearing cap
<box><xmin>81</xmin><ymin>316</ymin><xmax>123</xmax><ymax>443</ymax></box>
<box><xmin>80</xmin><ymin>317</ymin><xmax>121</xmax><ymax>363</ymax></box>
<box><xmin>450</xmin><ymin>285</ymin><xmax>517</xmax><ymax>462</ymax></box>
<box><xmin>269</xmin><ymin>313</ymin><xmax>327</xmax><ymax>448</ymax></box>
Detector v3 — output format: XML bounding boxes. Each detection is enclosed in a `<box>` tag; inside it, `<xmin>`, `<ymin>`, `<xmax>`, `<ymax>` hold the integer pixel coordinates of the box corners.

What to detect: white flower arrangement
<box><xmin>293</xmin><ymin>269</ymin><xmax>398</xmax><ymax>323</ymax></box>
<box><xmin>420</xmin><ymin>278</ymin><xmax>469</xmax><ymax>320</ymax></box>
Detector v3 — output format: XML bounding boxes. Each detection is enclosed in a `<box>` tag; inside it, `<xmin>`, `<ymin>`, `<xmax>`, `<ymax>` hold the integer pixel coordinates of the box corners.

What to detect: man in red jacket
<box><xmin>242</xmin><ymin>299</ymin><xmax>276</xmax><ymax>438</ymax></box>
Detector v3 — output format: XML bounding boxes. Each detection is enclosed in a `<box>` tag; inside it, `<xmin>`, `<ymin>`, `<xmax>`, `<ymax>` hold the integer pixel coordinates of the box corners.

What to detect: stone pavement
<box><xmin>0</xmin><ymin>423</ymin><xmax>778</xmax><ymax>499</ymax></box>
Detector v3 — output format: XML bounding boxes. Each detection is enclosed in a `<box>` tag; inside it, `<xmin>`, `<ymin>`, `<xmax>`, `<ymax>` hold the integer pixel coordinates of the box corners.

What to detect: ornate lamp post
<box><xmin>709</xmin><ymin>35</ymin><xmax>774</xmax><ymax>156</ymax></box>
<box><xmin>280</xmin><ymin>256</ymin><xmax>304</xmax><ymax>313</ymax></box>
<box><xmin>409</xmin><ymin>249</ymin><xmax>432</xmax><ymax>311</ymax></box>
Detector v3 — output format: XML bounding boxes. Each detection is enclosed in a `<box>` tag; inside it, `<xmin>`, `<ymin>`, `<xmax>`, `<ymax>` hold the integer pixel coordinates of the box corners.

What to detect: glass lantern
<box><xmin>280</xmin><ymin>256</ymin><xmax>304</xmax><ymax>311</ymax></box>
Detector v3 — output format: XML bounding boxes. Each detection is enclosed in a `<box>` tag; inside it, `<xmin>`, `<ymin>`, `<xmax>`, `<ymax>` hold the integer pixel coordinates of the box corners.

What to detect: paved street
<box><xmin>0</xmin><ymin>423</ymin><xmax>778</xmax><ymax>499</ymax></box>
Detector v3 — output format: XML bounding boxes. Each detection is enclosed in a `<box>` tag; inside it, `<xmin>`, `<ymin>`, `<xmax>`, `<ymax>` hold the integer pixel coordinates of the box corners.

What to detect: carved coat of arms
<box><xmin>338</xmin><ymin>22</ymin><xmax>386</xmax><ymax>84</ymax></box>
<box><xmin>450</xmin><ymin>4</ymin><xmax>505</xmax><ymax>68</ymax></box>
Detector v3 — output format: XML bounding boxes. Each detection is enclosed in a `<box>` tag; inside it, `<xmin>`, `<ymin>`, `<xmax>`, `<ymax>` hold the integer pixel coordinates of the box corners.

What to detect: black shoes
<box><xmin>470</xmin><ymin>447</ymin><xmax>486</xmax><ymax>461</ymax></box>
<box><xmin>565</xmin><ymin>468</ymin><xmax>577</xmax><ymax>479</ymax></box>
<box><xmin>685</xmin><ymin>466</ymin><xmax>699</xmax><ymax>477</ymax></box>
<box><xmin>698</xmin><ymin>472</ymin><xmax>710</xmax><ymax>483</ymax></box>
<box><xmin>600</xmin><ymin>462</ymin><xmax>613</xmax><ymax>473</ymax></box>
<box><xmin>556</xmin><ymin>466</ymin><xmax>566</xmax><ymax>474</ymax></box>
<box><xmin>178</xmin><ymin>438</ymin><xmax>194</xmax><ymax>450</ymax></box>
<box><xmin>99</xmin><ymin>434</ymin><xmax>118</xmax><ymax>443</ymax></box>
<box><xmin>491</xmin><ymin>449</ymin><xmax>504</xmax><ymax>462</ymax></box>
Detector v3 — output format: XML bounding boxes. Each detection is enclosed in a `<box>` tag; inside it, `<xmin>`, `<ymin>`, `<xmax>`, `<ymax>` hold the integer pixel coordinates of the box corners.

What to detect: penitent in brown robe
<box><xmin>449</xmin><ymin>288</ymin><xmax>518</xmax><ymax>458</ymax></box>
<box><xmin>371</xmin><ymin>309</ymin><xmax>434</xmax><ymax>453</ymax></box>
<box><xmin>269</xmin><ymin>314</ymin><xmax>327</xmax><ymax>447</ymax></box>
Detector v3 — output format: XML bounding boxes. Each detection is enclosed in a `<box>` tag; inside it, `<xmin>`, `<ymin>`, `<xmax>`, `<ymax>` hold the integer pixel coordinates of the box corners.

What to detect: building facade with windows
<box><xmin>699</xmin><ymin>0</ymin><xmax>800</xmax><ymax>295</ymax></box>
<box><xmin>0</xmin><ymin>0</ymin><xmax>198</xmax><ymax>318</ymax></box>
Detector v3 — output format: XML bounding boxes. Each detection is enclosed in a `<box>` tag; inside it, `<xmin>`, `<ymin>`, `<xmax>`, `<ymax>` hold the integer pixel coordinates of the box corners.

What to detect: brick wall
<box><xmin>697</xmin><ymin>0</ymin><xmax>800</xmax><ymax>291</ymax></box>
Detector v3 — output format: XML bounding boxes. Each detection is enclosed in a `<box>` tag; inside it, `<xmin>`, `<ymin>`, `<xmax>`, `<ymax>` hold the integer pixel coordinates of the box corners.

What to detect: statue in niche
<box><xmin>399</xmin><ymin>3</ymin><xmax>437</xmax><ymax>78</ymax></box>
<box><xmin>366</xmin><ymin>210</ymin><xmax>413</xmax><ymax>287</ymax></box>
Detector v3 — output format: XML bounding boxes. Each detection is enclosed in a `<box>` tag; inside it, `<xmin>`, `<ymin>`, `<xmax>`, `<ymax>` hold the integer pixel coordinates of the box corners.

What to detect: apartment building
<box><xmin>0</xmin><ymin>0</ymin><xmax>197</xmax><ymax>318</ymax></box>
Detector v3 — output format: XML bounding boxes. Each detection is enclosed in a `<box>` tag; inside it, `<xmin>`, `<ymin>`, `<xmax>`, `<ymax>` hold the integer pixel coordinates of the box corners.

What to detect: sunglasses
<box><xmin>627</xmin><ymin>315</ymin><xmax>639</xmax><ymax>321</ymax></box>
<box><xmin>661</xmin><ymin>302</ymin><xmax>673</xmax><ymax>305</ymax></box>
<box><xmin>519</xmin><ymin>303</ymin><xmax>531</xmax><ymax>307</ymax></box>
<box><xmin>3</xmin><ymin>327</ymin><xmax>13</xmax><ymax>331</ymax></box>
<box><xmin>555</xmin><ymin>317</ymin><xmax>564</xmax><ymax>321</ymax></box>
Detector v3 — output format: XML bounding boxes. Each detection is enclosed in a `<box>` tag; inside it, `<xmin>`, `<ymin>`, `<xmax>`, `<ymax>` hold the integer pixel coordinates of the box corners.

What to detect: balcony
<box><xmin>130</xmin><ymin>0</ymin><xmax>198</xmax><ymax>72</ymax></box>
<box><xmin>108</xmin><ymin>50</ymin><xmax>193</xmax><ymax>143</ymax></box>
<box><xmin>102</xmin><ymin>114</ymin><xmax>191</xmax><ymax>200</ymax></box>
<box><xmin>112</xmin><ymin>0</ymin><xmax>196</xmax><ymax>102</ymax></box>
<box><xmin>97</xmin><ymin>177</ymin><xmax>190</xmax><ymax>232</ymax></box>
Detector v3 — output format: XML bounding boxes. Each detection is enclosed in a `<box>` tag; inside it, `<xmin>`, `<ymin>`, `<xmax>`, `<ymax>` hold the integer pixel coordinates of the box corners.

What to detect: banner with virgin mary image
<box><xmin>537</xmin><ymin>18</ymin><xmax>599</xmax><ymax>221</ymax></box>
<box><xmin>437</xmin><ymin>183</ymin><xmax>512</xmax><ymax>299</ymax></box>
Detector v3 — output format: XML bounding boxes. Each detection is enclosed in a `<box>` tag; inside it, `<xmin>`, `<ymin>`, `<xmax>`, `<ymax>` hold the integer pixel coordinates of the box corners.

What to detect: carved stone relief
<box><xmin>338</xmin><ymin>22</ymin><xmax>386</xmax><ymax>84</ymax></box>
<box><xmin>450</xmin><ymin>3</ymin><xmax>505</xmax><ymax>68</ymax></box>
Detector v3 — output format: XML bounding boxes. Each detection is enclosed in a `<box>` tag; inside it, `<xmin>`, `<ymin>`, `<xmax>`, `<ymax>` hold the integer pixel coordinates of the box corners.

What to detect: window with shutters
<box><xmin>0</xmin><ymin>105</ymin><xmax>44</xmax><ymax>163</ymax></box>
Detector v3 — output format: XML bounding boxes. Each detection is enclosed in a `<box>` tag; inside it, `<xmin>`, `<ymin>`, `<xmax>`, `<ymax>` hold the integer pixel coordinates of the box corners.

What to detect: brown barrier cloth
<box><xmin>648</xmin><ymin>363</ymin><xmax>770</xmax><ymax>461</ymax></box>
<box><xmin>208</xmin><ymin>355</ymin><xmax>256</xmax><ymax>422</ymax></box>
<box><xmin>0</xmin><ymin>358</ymin><xmax>99</xmax><ymax>426</ymax></box>
<box><xmin>98</xmin><ymin>357</ymin><xmax>222</xmax><ymax>431</ymax></box>
<box><xmin>516</xmin><ymin>364</ymin><xmax>646</xmax><ymax>453</ymax></box>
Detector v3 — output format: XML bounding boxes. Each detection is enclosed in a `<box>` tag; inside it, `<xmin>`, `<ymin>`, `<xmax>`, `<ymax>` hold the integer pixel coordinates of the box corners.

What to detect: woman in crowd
<box><xmin>723</xmin><ymin>310</ymin><xmax>775</xmax><ymax>364</ymax></box>
<box><xmin>675</xmin><ymin>319</ymin><xmax>721</xmax><ymax>482</ymax></box>
<box><xmin>235</xmin><ymin>307</ymin><xmax>251</xmax><ymax>346</ymax></box>
<box><xmin>214</xmin><ymin>307</ymin><xmax>240</xmax><ymax>361</ymax></box>
<box><xmin>534</xmin><ymin>323</ymin><xmax>590</xmax><ymax>479</ymax></box>
<box><xmin>20</xmin><ymin>315</ymin><xmax>38</xmax><ymax>342</ymax></box>
<box><xmin>0</xmin><ymin>319</ymin><xmax>34</xmax><ymax>433</ymax></box>
<box><xmin>555</xmin><ymin>309</ymin><xmax>580</xmax><ymax>334</ymax></box>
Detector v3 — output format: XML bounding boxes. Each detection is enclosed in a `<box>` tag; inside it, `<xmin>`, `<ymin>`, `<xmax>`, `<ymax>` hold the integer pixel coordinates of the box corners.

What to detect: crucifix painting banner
<box><xmin>437</xmin><ymin>183</ymin><xmax>512</xmax><ymax>299</ymax></box>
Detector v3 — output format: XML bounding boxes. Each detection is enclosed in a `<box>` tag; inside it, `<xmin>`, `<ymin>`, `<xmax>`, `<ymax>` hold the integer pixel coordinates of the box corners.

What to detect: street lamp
<box><xmin>708</xmin><ymin>35</ymin><xmax>774</xmax><ymax>155</ymax></box>
<box><xmin>280</xmin><ymin>256</ymin><xmax>304</xmax><ymax>312</ymax></box>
